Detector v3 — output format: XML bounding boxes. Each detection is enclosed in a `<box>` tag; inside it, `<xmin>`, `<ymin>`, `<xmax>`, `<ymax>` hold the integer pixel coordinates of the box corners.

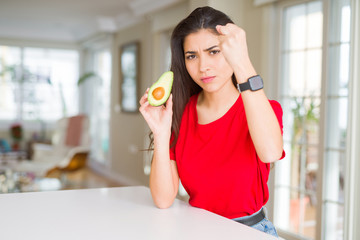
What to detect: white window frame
<box><xmin>346</xmin><ymin>1</ymin><xmax>360</xmax><ymax>239</ymax></box>
<box><xmin>271</xmin><ymin>0</ymin><xmax>358</xmax><ymax>239</ymax></box>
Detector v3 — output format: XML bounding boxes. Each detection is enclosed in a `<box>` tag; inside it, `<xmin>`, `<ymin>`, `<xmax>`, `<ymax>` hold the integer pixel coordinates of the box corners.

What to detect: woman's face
<box><xmin>183</xmin><ymin>28</ymin><xmax>234</xmax><ymax>93</ymax></box>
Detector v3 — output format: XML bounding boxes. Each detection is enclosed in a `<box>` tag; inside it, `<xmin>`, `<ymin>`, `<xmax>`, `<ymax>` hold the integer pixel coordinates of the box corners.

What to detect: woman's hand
<box><xmin>139</xmin><ymin>88</ymin><xmax>173</xmax><ymax>139</ymax></box>
<box><xmin>140</xmin><ymin>89</ymin><xmax>179</xmax><ymax>208</ymax></box>
<box><xmin>216</xmin><ymin>23</ymin><xmax>257</xmax><ymax>83</ymax></box>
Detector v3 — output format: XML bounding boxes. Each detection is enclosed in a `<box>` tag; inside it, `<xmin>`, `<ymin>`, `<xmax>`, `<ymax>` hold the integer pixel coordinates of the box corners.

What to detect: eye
<box><xmin>210</xmin><ymin>50</ymin><xmax>220</xmax><ymax>55</ymax></box>
<box><xmin>185</xmin><ymin>54</ymin><xmax>196</xmax><ymax>60</ymax></box>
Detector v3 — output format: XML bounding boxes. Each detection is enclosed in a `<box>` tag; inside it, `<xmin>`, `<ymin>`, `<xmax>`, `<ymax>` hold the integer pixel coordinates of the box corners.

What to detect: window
<box><xmin>0</xmin><ymin>46</ymin><xmax>21</xmax><ymax>120</ymax></box>
<box><xmin>274</xmin><ymin>0</ymin><xmax>351</xmax><ymax>239</ymax></box>
<box><xmin>80</xmin><ymin>44</ymin><xmax>112</xmax><ymax>164</ymax></box>
<box><xmin>0</xmin><ymin>46</ymin><xmax>79</xmax><ymax>124</ymax></box>
<box><xmin>323</xmin><ymin>0</ymin><xmax>350</xmax><ymax>239</ymax></box>
<box><xmin>275</xmin><ymin>2</ymin><xmax>323</xmax><ymax>238</ymax></box>
<box><xmin>89</xmin><ymin>50</ymin><xmax>112</xmax><ymax>163</ymax></box>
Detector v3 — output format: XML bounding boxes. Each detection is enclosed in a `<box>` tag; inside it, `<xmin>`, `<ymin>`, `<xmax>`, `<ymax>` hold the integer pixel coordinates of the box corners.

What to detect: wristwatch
<box><xmin>237</xmin><ymin>75</ymin><xmax>264</xmax><ymax>93</ymax></box>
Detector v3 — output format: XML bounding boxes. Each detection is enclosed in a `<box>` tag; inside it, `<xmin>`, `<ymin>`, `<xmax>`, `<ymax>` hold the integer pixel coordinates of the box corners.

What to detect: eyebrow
<box><xmin>185</xmin><ymin>45</ymin><xmax>219</xmax><ymax>54</ymax></box>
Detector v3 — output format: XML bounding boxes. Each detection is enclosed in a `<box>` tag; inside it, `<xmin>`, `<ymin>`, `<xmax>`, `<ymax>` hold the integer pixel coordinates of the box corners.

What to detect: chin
<box><xmin>201</xmin><ymin>86</ymin><xmax>221</xmax><ymax>93</ymax></box>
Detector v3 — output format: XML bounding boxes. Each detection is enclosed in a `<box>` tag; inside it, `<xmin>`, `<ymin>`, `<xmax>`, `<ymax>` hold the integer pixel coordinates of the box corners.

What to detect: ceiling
<box><xmin>0</xmin><ymin>0</ymin><xmax>182</xmax><ymax>43</ymax></box>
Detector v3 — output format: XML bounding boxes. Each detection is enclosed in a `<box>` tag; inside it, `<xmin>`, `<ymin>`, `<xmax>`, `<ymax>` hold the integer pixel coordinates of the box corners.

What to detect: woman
<box><xmin>139</xmin><ymin>6</ymin><xmax>284</xmax><ymax>237</ymax></box>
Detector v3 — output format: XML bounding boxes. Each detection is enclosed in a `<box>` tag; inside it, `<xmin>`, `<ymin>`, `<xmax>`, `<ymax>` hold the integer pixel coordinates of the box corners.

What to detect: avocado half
<box><xmin>148</xmin><ymin>71</ymin><xmax>174</xmax><ymax>106</ymax></box>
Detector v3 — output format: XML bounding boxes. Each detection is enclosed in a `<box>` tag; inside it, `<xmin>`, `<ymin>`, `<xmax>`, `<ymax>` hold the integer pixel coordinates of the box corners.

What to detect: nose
<box><xmin>199</xmin><ymin>56</ymin><xmax>210</xmax><ymax>73</ymax></box>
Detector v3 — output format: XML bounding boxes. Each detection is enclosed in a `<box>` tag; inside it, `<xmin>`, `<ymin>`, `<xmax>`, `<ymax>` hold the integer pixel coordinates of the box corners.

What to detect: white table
<box><xmin>0</xmin><ymin>186</ymin><xmax>277</xmax><ymax>240</ymax></box>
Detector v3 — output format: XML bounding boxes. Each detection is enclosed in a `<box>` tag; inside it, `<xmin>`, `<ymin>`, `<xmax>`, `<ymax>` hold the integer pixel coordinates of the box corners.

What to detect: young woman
<box><xmin>139</xmin><ymin>6</ymin><xmax>285</xmax><ymax>237</ymax></box>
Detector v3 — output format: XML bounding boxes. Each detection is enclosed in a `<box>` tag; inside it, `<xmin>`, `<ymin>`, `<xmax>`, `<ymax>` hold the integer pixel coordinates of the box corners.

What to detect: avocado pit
<box><xmin>152</xmin><ymin>87</ymin><xmax>165</xmax><ymax>100</ymax></box>
<box><xmin>147</xmin><ymin>71</ymin><xmax>173</xmax><ymax>106</ymax></box>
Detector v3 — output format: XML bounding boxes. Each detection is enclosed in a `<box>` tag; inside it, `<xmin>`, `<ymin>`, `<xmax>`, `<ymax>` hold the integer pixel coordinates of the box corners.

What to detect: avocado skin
<box><xmin>148</xmin><ymin>71</ymin><xmax>174</xmax><ymax>106</ymax></box>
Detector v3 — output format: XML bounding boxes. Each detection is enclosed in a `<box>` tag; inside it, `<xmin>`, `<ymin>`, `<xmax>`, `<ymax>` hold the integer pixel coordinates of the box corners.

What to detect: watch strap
<box><xmin>237</xmin><ymin>81</ymin><xmax>251</xmax><ymax>92</ymax></box>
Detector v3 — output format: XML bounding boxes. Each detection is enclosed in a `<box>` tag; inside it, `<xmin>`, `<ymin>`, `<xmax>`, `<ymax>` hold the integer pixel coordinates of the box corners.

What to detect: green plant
<box><xmin>290</xmin><ymin>96</ymin><xmax>320</xmax><ymax>201</ymax></box>
<box><xmin>77</xmin><ymin>72</ymin><xmax>99</xmax><ymax>86</ymax></box>
<box><xmin>291</xmin><ymin>97</ymin><xmax>319</xmax><ymax>138</ymax></box>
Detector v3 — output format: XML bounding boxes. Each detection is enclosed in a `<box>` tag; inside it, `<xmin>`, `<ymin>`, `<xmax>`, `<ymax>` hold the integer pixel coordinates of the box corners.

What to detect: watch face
<box><xmin>249</xmin><ymin>76</ymin><xmax>263</xmax><ymax>91</ymax></box>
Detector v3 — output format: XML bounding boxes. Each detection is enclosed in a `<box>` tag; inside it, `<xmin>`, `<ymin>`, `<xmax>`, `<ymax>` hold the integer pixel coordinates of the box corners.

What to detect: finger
<box><xmin>216</xmin><ymin>25</ymin><xmax>229</xmax><ymax>35</ymax></box>
<box><xmin>225</xmin><ymin>23</ymin><xmax>237</xmax><ymax>30</ymax></box>
<box><xmin>139</xmin><ymin>95</ymin><xmax>147</xmax><ymax>105</ymax></box>
<box><xmin>139</xmin><ymin>101</ymin><xmax>145</xmax><ymax>114</ymax></box>
<box><xmin>139</xmin><ymin>92</ymin><xmax>149</xmax><ymax>105</ymax></box>
<box><xmin>139</xmin><ymin>100</ymin><xmax>150</xmax><ymax>113</ymax></box>
<box><xmin>139</xmin><ymin>103</ymin><xmax>156</xmax><ymax>130</ymax></box>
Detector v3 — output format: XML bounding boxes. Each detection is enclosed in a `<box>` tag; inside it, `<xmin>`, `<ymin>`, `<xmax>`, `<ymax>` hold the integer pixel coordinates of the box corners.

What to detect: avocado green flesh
<box><xmin>148</xmin><ymin>71</ymin><xmax>173</xmax><ymax>106</ymax></box>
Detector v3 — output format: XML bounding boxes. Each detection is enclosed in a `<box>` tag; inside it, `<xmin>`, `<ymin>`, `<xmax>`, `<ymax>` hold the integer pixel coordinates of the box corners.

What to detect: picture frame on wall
<box><xmin>120</xmin><ymin>41</ymin><xmax>139</xmax><ymax>113</ymax></box>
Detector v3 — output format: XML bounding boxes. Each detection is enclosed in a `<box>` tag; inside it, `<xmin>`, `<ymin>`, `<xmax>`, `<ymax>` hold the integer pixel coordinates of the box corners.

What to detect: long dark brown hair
<box><xmin>148</xmin><ymin>6</ymin><xmax>237</xmax><ymax>150</ymax></box>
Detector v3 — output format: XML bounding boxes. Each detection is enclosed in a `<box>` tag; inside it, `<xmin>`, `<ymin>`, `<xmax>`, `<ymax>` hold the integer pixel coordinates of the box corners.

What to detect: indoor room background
<box><xmin>0</xmin><ymin>0</ymin><xmax>359</xmax><ymax>240</ymax></box>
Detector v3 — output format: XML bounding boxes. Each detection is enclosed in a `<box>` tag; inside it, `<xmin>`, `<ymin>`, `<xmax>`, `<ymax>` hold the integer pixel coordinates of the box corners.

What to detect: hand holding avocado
<box><xmin>139</xmin><ymin>71</ymin><xmax>174</xmax><ymax>139</ymax></box>
<box><xmin>147</xmin><ymin>71</ymin><xmax>173</xmax><ymax>106</ymax></box>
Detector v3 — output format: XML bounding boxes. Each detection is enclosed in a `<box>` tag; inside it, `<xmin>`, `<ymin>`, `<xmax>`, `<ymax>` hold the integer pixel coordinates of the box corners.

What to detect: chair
<box><xmin>14</xmin><ymin>115</ymin><xmax>90</xmax><ymax>179</ymax></box>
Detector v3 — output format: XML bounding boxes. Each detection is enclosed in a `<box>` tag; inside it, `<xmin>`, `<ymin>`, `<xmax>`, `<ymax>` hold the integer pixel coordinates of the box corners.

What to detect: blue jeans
<box><xmin>233</xmin><ymin>208</ymin><xmax>279</xmax><ymax>238</ymax></box>
<box><xmin>251</xmin><ymin>217</ymin><xmax>279</xmax><ymax>238</ymax></box>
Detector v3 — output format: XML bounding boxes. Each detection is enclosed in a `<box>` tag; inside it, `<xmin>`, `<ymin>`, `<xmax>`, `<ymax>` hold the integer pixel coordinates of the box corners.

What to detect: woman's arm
<box><xmin>239</xmin><ymin>85</ymin><xmax>283</xmax><ymax>163</ymax></box>
<box><xmin>139</xmin><ymin>92</ymin><xmax>179</xmax><ymax>207</ymax></box>
<box><xmin>150</xmin><ymin>134</ymin><xmax>179</xmax><ymax>208</ymax></box>
<box><xmin>217</xmin><ymin>24</ymin><xmax>283</xmax><ymax>163</ymax></box>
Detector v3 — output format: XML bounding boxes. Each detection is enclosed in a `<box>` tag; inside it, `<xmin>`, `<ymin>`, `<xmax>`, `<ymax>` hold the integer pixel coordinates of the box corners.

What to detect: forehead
<box><xmin>183</xmin><ymin>29</ymin><xmax>219</xmax><ymax>51</ymax></box>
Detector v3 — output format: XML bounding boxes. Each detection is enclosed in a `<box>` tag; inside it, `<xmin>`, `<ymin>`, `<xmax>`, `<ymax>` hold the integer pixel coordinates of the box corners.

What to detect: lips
<box><xmin>201</xmin><ymin>76</ymin><xmax>215</xmax><ymax>83</ymax></box>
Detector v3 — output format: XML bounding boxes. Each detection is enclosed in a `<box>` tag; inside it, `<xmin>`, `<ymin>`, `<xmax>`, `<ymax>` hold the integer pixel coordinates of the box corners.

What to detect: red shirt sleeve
<box><xmin>269</xmin><ymin>100</ymin><xmax>286</xmax><ymax>160</ymax></box>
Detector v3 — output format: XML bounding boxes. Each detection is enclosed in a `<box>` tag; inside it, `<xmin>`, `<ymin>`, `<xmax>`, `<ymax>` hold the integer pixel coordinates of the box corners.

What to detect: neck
<box><xmin>199</xmin><ymin>81</ymin><xmax>239</xmax><ymax>111</ymax></box>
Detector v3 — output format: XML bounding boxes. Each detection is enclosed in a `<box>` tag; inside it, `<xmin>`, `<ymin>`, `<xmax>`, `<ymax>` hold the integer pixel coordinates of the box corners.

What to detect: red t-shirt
<box><xmin>170</xmin><ymin>93</ymin><xmax>285</xmax><ymax>219</ymax></box>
